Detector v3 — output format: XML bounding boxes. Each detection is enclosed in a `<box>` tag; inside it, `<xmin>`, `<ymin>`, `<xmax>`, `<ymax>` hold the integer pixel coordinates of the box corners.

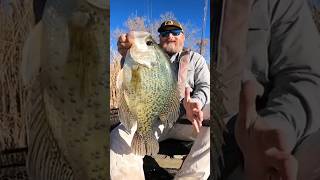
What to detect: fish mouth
<box><xmin>127</xmin><ymin>48</ymin><xmax>158</xmax><ymax>69</ymax></box>
<box><xmin>132</xmin><ymin>60</ymin><xmax>157</xmax><ymax>69</ymax></box>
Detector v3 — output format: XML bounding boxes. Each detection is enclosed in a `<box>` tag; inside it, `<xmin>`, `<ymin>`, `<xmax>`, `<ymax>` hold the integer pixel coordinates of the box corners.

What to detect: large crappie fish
<box><xmin>117</xmin><ymin>31</ymin><xmax>180</xmax><ymax>156</ymax></box>
<box><xmin>21</xmin><ymin>0</ymin><xmax>109</xmax><ymax>179</ymax></box>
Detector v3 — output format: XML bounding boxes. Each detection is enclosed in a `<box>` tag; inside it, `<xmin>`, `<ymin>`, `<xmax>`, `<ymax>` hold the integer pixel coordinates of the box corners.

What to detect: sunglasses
<box><xmin>160</xmin><ymin>29</ymin><xmax>183</xmax><ymax>37</ymax></box>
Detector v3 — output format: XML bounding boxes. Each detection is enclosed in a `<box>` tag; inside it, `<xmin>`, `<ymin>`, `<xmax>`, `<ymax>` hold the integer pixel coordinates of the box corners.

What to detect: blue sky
<box><xmin>110</xmin><ymin>0</ymin><xmax>210</xmax><ymax>61</ymax></box>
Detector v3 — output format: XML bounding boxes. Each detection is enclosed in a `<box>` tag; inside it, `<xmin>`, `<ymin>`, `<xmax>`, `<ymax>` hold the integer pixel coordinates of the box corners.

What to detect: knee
<box><xmin>110</xmin><ymin>124</ymin><xmax>132</xmax><ymax>155</ymax></box>
<box><xmin>194</xmin><ymin>127</ymin><xmax>210</xmax><ymax>147</ymax></box>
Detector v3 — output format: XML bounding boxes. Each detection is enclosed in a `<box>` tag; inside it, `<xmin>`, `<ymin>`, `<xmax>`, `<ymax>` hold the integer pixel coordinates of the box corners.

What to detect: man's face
<box><xmin>159</xmin><ymin>29</ymin><xmax>185</xmax><ymax>56</ymax></box>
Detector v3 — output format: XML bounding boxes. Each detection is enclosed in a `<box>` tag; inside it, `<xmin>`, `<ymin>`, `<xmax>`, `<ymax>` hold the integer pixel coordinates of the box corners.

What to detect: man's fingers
<box><xmin>192</xmin><ymin>107</ymin><xmax>203</xmax><ymax>125</ymax></box>
<box><xmin>262</xmin><ymin>129</ymin><xmax>291</xmax><ymax>153</ymax></box>
<box><xmin>267</xmin><ymin>168</ymin><xmax>281</xmax><ymax>180</ymax></box>
<box><xmin>196</xmin><ymin>109</ymin><xmax>203</xmax><ymax>125</ymax></box>
<box><xmin>198</xmin><ymin>110</ymin><xmax>203</xmax><ymax>126</ymax></box>
<box><xmin>194</xmin><ymin>114</ymin><xmax>202</xmax><ymax>128</ymax></box>
<box><xmin>192</xmin><ymin>119</ymin><xmax>200</xmax><ymax>133</ymax></box>
<box><xmin>277</xmin><ymin>155</ymin><xmax>298</xmax><ymax>180</ymax></box>
<box><xmin>280</xmin><ymin>157</ymin><xmax>298</xmax><ymax>180</ymax></box>
<box><xmin>118</xmin><ymin>42</ymin><xmax>132</xmax><ymax>49</ymax></box>
<box><xmin>265</xmin><ymin>148</ymin><xmax>298</xmax><ymax>180</ymax></box>
<box><xmin>117</xmin><ymin>34</ymin><xmax>132</xmax><ymax>57</ymax></box>
<box><xmin>118</xmin><ymin>34</ymin><xmax>128</xmax><ymax>43</ymax></box>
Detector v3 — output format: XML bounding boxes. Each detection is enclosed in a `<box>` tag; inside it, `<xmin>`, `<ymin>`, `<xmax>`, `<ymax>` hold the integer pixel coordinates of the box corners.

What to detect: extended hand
<box><xmin>235</xmin><ymin>80</ymin><xmax>298</xmax><ymax>180</ymax></box>
<box><xmin>117</xmin><ymin>33</ymin><xmax>132</xmax><ymax>57</ymax></box>
<box><xmin>183</xmin><ymin>87</ymin><xmax>203</xmax><ymax>133</ymax></box>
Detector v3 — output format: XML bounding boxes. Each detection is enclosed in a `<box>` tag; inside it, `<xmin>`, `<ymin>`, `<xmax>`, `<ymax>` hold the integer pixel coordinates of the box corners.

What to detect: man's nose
<box><xmin>167</xmin><ymin>33</ymin><xmax>175</xmax><ymax>39</ymax></box>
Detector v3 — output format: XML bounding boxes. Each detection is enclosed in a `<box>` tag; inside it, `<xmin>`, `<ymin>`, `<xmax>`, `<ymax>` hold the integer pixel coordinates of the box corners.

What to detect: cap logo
<box><xmin>165</xmin><ymin>20</ymin><xmax>174</xmax><ymax>25</ymax></box>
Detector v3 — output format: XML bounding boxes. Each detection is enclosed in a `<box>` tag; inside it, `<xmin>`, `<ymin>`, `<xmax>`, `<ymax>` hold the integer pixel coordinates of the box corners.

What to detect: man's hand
<box><xmin>183</xmin><ymin>87</ymin><xmax>203</xmax><ymax>133</ymax></box>
<box><xmin>117</xmin><ymin>33</ymin><xmax>132</xmax><ymax>57</ymax></box>
<box><xmin>235</xmin><ymin>80</ymin><xmax>298</xmax><ymax>180</ymax></box>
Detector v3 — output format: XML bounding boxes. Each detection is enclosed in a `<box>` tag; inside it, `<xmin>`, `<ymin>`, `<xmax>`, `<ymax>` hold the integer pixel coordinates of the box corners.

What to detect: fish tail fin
<box><xmin>131</xmin><ymin>132</ymin><xmax>159</xmax><ymax>156</ymax></box>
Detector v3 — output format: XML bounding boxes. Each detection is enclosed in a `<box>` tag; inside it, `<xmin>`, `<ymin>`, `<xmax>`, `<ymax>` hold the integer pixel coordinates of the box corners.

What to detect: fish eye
<box><xmin>146</xmin><ymin>40</ymin><xmax>153</xmax><ymax>46</ymax></box>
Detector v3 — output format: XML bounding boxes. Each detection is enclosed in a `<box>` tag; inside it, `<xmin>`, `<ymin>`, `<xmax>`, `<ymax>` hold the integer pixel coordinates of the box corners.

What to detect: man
<box><xmin>219</xmin><ymin>0</ymin><xmax>320</xmax><ymax>179</ymax></box>
<box><xmin>110</xmin><ymin>20</ymin><xmax>211</xmax><ymax>180</ymax></box>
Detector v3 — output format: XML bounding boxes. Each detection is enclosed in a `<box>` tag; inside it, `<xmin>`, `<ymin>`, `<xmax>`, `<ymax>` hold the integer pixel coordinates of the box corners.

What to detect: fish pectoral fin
<box><xmin>159</xmin><ymin>112</ymin><xmax>175</xmax><ymax>128</ymax></box>
<box><xmin>159</xmin><ymin>97</ymin><xmax>180</xmax><ymax>128</ymax></box>
<box><xmin>118</xmin><ymin>91</ymin><xmax>135</xmax><ymax>130</ymax></box>
<box><xmin>118</xmin><ymin>110</ymin><xmax>135</xmax><ymax>131</ymax></box>
<box><xmin>138</xmin><ymin>57</ymin><xmax>158</xmax><ymax>69</ymax></box>
<box><xmin>131</xmin><ymin>132</ymin><xmax>159</xmax><ymax>156</ymax></box>
<box><xmin>139</xmin><ymin>60</ymin><xmax>158</xmax><ymax>69</ymax></box>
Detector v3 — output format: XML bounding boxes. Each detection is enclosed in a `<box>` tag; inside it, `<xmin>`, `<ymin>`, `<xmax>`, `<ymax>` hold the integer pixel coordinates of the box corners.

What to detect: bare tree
<box><xmin>126</xmin><ymin>15</ymin><xmax>147</xmax><ymax>31</ymax></box>
<box><xmin>196</xmin><ymin>38</ymin><xmax>209</xmax><ymax>56</ymax></box>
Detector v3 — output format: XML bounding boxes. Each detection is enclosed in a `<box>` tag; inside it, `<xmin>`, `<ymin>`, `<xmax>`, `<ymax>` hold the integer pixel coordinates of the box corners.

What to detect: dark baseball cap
<box><xmin>157</xmin><ymin>20</ymin><xmax>184</xmax><ymax>33</ymax></box>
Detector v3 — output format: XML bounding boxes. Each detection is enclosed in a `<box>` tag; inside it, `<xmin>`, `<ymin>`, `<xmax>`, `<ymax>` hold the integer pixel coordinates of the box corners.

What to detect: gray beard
<box><xmin>163</xmin><ymin>43</ymin><xmax>183</xmax><ymax>56</ymax></box>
